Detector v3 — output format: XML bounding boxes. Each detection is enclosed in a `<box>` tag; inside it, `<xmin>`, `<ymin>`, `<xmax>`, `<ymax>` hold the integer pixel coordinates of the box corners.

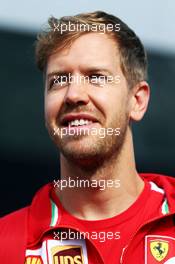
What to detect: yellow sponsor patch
<box><xmin>150</xmin><ymin>241</ymin><xmax>169</xmax><ymax>261</ymax></box>
<box><xmin>145</xmin><ymin>235</ymin><xmax>175</xmax><ymax>263</ymax></box>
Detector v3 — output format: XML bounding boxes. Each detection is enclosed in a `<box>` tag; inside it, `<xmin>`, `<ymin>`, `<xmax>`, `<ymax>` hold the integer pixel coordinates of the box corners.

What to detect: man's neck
<box><xmin>55</xmin><ymin>130</ymin><xmax>144</xmax><ymax>220</ymax></box>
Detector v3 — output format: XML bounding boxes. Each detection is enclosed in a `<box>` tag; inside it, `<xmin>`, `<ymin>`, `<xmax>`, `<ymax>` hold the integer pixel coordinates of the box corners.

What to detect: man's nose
<box><xmin>64</xmin><ymin>75</ymin><xmax>90</xmax><ymax>105</ymax></box>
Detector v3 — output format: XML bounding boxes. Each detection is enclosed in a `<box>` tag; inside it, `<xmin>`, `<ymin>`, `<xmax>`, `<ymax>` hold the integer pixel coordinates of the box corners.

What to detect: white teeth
<box><xmin>68</xmin><ymin>119</ymin><xmax>92</xmax><ymax>127</ymax></box>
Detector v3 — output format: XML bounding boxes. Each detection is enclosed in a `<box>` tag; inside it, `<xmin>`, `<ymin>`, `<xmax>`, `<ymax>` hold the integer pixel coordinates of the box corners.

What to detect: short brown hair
<box><xmin>35</xmin><ymin>11</ymin><xmax>148</xmax><ymax>89</ymax></box>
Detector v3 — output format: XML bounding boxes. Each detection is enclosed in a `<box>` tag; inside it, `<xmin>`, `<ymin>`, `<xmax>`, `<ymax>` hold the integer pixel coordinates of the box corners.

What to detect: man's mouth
<box><xmin>60</xmin><ymin>113</ymin><xmax>99</xmax><ymax>128</ymax></box>
<box><xmin>68</xmin><ymin>119</ymin><xmax>93</xmax><ymax>127</ymax></box>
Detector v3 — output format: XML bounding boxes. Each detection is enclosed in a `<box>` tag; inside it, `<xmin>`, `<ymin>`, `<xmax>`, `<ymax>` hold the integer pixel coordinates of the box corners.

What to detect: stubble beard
<box><xmin>51</xmin><ymin>112</ymin><xmax>129</xmax><ymax>170</ymax></box>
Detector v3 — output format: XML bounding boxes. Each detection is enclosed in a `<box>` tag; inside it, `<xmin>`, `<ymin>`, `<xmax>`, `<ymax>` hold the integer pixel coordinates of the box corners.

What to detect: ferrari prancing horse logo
<box><xmin>150</xmin><ymin>241</ymin><xmax>169</xmax><ymax>261</ymax></box>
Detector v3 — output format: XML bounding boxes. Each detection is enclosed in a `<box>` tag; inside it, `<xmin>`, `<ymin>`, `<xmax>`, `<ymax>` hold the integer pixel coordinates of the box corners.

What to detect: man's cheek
<box><xmin>45</xmin><ymin>103</ymin><xmax>53</xmax><ymax>119</ymax></box>
<box><xmin>44</xmin><ymin>107</ymin><xmax>57</xmax><ymax>129</ymax></box>
<box><xmin>45</xmin><ymin>98</ymin><xmax>60</xmax><ymax>117</ymax></box>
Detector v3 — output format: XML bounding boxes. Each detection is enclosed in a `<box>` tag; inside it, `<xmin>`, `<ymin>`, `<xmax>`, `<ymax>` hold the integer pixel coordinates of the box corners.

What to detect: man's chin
<box><xmin>60</xmin><ymin>143</ymin><xmax>100</xmax><ymax>159</ymax></box>
<box><xmin>59</xmin><ymin>140</ymin><xmax>106</xmax><ymax>166</ymax></box>
<box><xmin>54</xmin><ymin>126</ymin><xmax>127</xmax><ymax>167</ymax></box>
<box><xmin>62</xmin><ymin>151</ymin><xmax>104</xmax><ymax>168</ymax></box>
<box><xmin>56</xmin><ymin>134</ymin><xmax>99</xmax><ymax>149</ymax></box>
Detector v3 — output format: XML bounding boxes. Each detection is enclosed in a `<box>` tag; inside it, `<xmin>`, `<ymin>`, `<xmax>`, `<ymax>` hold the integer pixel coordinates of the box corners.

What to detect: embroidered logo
<box><xmin>145</xmin><ymin>235</ymin><xmax>175</xmax><ymax>263</ymax></box>
<box><xmin>51</xmin><ymin>245</ymin><xmax>84</xmax><ymax>264</ymax></box>
<box><xmin>150</xmin><ymin>241</ymin><xmax>169</xmax><ymax>261</ymax></box>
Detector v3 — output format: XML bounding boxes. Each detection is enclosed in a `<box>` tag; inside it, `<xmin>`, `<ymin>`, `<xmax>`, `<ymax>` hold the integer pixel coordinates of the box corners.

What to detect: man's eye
<box><xmin>49</xmin><ymin>75</ymin><xmax>68</xmax><ymax>89</ymax></box>
<box><xmin>90</xmin><ymin>74</ymin><xmax>105</xmax><ymax>79</ymax></box>
<box><xmin>89</xmin><ymin>74</ymin><xmax>107</xmax><ymax>85</ymax></box>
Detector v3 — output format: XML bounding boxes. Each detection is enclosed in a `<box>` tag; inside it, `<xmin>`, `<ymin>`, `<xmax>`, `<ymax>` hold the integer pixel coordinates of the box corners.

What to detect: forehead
<box><xmin>46</xmin><ymin>32</ymin><xmax>120</xmax><ymax>73</ymax></box>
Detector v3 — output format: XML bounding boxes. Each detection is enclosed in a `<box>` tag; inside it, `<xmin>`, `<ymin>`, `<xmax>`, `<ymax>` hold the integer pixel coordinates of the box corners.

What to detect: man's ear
<box><xmin>129</xmin><ymin>81</ymin><xmax>150</xmax><ymax>122</ymax></box>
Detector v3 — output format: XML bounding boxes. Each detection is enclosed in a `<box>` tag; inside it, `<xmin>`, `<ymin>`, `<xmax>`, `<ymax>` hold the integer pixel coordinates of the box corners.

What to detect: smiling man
<box><xmin>1</xmin><ymin>11</ymin><xmax>175</xmax><ymax>264</ymax></box>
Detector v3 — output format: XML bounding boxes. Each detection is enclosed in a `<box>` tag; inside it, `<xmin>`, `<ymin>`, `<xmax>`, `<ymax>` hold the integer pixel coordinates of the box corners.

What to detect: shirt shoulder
<box><xmin>0</xmin><ymin>207</ymin><xmax>29</xmax><ymax>233</ymax></box>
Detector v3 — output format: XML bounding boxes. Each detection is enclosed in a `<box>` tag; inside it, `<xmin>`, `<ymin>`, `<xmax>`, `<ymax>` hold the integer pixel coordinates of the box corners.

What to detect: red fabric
<box><xmin>50</xmin><ymin>180</ymin><xmax>164</xmax><ymax>263</ymax></box>
<box><xmin>0</xmin><ymin>207</ymin><xmax>28</xmax><ymax>263</ymax></box>
<box><xmin>1</xmin><ymin>173</ymin><xmax>175</xmax><ymax>264</ymax></box>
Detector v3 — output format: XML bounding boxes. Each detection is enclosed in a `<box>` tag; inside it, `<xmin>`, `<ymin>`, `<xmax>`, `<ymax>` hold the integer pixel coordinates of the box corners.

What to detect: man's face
<box><xmin>45</xmin><ymin>32</ymin><xmax>132</xmax><ymax>164</ymax></box>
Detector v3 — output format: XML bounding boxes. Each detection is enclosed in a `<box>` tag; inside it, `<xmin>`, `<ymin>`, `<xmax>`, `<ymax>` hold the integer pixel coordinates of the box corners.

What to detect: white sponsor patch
<box><xmin>25</xmin><ymin>239</ymin><xmax>88</xmax><ymax>264</ymax></box>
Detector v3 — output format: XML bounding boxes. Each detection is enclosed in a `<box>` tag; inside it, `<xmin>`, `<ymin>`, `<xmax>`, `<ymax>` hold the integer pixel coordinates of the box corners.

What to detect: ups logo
<box><xmin>51</xmin><ymin>245</ymin><xmax>84</xmax><ymax>264</ymax></box>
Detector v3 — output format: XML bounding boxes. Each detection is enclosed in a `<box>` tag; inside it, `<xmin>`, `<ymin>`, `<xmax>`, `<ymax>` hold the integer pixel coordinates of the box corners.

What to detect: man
<box><xmin>0</xmin><ymin>10</ymin><xmax>175</xmax><ymax>264</ymax></box>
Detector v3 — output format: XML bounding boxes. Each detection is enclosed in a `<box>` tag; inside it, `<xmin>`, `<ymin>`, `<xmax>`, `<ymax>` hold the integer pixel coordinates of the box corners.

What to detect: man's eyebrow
<box><xmin>47</xmin><ymin>71</ymin><xmax>68</xmax><ymax>79</ymax></box>
<box><xmin>46</xmin><ymin>67</ymin><xmax>114</xmax><ymax>79</ymax></box>
<box><xmin>83</xmin><ymin>67</ymin><xmax>113</xmax><ymax>75</ymax></box>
